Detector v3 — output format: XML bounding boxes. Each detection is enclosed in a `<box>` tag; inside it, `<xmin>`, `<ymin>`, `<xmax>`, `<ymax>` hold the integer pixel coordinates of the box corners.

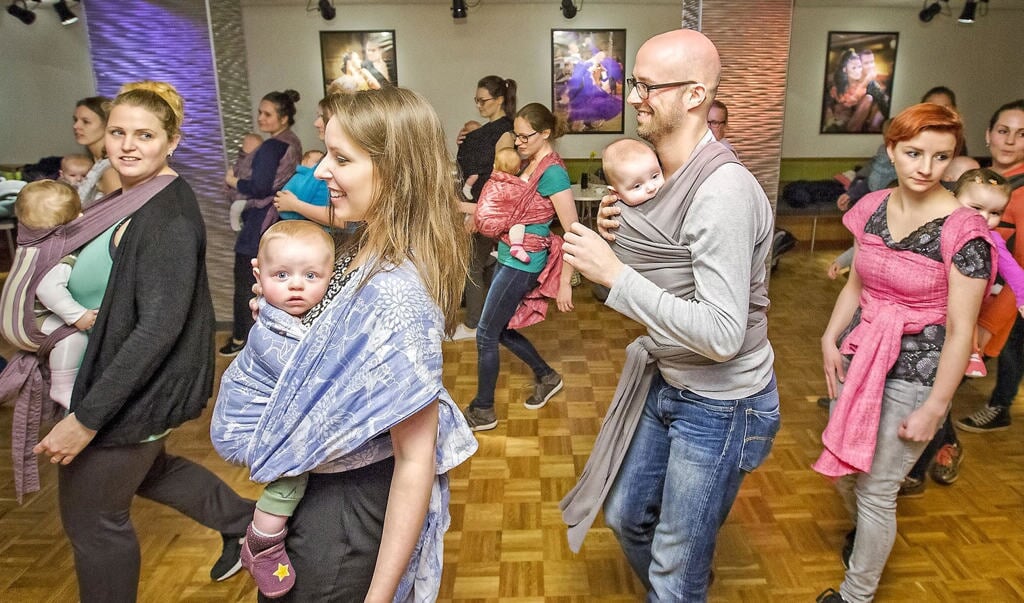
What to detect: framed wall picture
<box><xmin>552</xmin><ymin>29</ymin><xmax>626</xmax><ymax>134</ymax></box>
<box><xmin>319</xmin><ymin>30</ymin><xmax>397</xmax><ymax>93</ymax></box>
<box><xmin>820</xmin><ymin>31</ymin><xmax>898</xmax><ymax>134</ymax></box>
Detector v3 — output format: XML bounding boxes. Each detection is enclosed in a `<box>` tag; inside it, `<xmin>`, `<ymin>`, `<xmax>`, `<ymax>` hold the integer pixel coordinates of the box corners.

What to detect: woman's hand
<box><xmin>827</xmin><ymin>261</ymin><xmax>843</xmax><ymax>280</ymax></box>
<box><xmin>556</xmin><ymin>279</ymin><xmax>573</xmax><ymax>312</ymax></box>
<box><xmin>595</xmin><ymin>194</ymin><xmax>621</xmax><ymax>242</ymax></box>
<box><xmin>821</xmin><ymin>337</ymin><xmax>846</xmax><ymax>400</ymax></box>
<box><xmin>274</xmin><ymin>190</ymin><xmax>300</xmax><ymax>213</ymax></box>
<box><xmin>836</xmin><ymin>193</ymin><xmax>851</xmax><ymax>211</ymax></box>
<box><xmin>33</xmin><ymin>413</ymin><xmax>96</xmax><ymax>465</ymax></box>
<box><xmin>224</xmin><ymin>171</ymin><xmax>239</xmax><ymax>189</ymax></box>
<box><xmin>898</xmin><ymin>402</ymin><xmax>946</xmax><ymax>442</ymax></box>
<box><xmin>563</xmin><ymin>222</ymin><xmax>624</xmax><ymax>288</ymax></box>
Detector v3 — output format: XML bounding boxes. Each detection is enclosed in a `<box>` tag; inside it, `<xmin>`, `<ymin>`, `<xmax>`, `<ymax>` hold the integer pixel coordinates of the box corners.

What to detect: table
<box><xmin>570</xmin><ymin>183</ymin><xmax>609</xmax><ymax>227</ymax></box>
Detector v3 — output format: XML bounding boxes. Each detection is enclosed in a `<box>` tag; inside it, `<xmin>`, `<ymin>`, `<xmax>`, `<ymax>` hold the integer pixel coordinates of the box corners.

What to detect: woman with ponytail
<box><xmin>34</xmin><ymin>80</ymin><xmax>255</xmax><ymax>602</ymax></box>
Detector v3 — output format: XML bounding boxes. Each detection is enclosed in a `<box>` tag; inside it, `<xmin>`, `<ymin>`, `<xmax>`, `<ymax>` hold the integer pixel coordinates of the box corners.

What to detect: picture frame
<box><xmin>319</xmin><ymin>30</ymin><xmax>397</xmax><ymax>93</ymax></box>
<box><xmin>820</xmin><ymin>31</ymin><xmax>898</xmax><ymax>134</ymax></box>
<box><xmin>551</xmin><ymin>28</ymin><xmax>626</xmax><ymax>134</ymax></box>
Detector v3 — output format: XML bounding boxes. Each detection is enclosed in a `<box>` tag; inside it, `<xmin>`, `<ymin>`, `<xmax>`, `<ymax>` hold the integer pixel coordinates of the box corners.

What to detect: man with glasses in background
<box><xmin>560</xmin><ymin>29</ymin><xmax>780</xmax><ymax>600</ymax></box>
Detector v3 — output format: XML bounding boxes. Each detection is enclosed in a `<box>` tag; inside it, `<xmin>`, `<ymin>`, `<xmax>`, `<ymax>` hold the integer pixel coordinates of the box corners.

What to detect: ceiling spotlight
<box><xmin>958</xmin><ymin>0</ymin><xmax>977</xmax><ymax>23</ymax></box>
<box><xmin>451</xmin><ymin>0</ymin><xmax>467</xmax><ymax>19</ymax></box>
<box><xmin>561</xmin><ymin>0</ymin><xmax>578</xmax><ymax>19</ymax></box>
<box><xmin>6</xmin><ymin>0</ymin><xmax>36</xmax><ymax>25</ymax></box>
<box><xmin>918</xmin><ymin>1</ymin><xmax>941</xmax><ymax>22</ymax></box>
<box><xmin>54</xmin><ymin>0</ymin><xmax>76</xmax><ymax>25</ymax></box>
<box><xmin>317</xmin><ymin>0</ymin><xmax>335</xmax><ymax>20</ymax></box>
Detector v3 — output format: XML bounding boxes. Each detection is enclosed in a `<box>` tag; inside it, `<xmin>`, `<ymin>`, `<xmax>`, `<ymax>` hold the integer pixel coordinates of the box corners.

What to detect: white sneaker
<box><xmin>451</xmin><ymin>324</ymin><xmax>477</xmax><ymax>341</ymax></box>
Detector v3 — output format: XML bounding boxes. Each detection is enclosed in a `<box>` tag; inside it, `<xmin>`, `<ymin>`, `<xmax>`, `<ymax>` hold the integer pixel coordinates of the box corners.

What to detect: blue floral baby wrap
<box><xmin>210</xmin><ymin>261</ymin><xmax>477</xmax><ymax>601</ymax></box>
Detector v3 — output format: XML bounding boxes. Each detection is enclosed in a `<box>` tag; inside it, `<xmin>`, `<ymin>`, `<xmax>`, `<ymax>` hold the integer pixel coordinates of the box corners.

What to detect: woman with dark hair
<box><xmin>72</xmin><ymin>96</ymin><xmax>121</xmax><ymax>206</ymax></box>
<box><xmin>815</xmin><ymin>103</ymin><xmax>993</xmax><ymax>603</ymax></box>
<box><xmin>957</xmin><ymin>99</ymin><xmax>1024</xmax><ymax>432</ymax></box>
<box><xmin>222</xmin><ymin>89</ymin><xmax>303</xmax><ymax>356</ymax></box>
<box><xmin>462</xmin><ymin>102</ymin><xmax>578</xmax><ymax>431</ymax></box>
<box><xmin>824</xmin><ymin>48</ymin><xmax>875</xmax><ymax>133</ymax></box>
<box><xmin>35</xmin><ymin>80</ymin><xmax>255</xmax><ymax>603</ymax></box>
<box><xmin>451</xmin><ymin>75</ymin><xmax>518</xmax><ymax>340</ymax></box>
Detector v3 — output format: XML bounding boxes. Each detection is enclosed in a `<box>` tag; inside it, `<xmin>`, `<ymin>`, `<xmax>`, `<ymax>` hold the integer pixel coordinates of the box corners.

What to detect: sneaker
<box><xmin>841</xmin><ymin>528</ymin><xmax>855</xmax><ymax>570</ymax></box>
<box><xmin>219</xmin><ymin>339</ymin><xmax>246</xmax><ymax>357</ymax></box>
<box><xmin>956</xmin><ymin>405</ymin><xmax>1011</xmax><ymax>432</ymax></box>
<box><xmin>463</xmin><ymin>405</ymin><xmax>497</xmax><ymax>432</ymax></box>
<box><xmin>816</xmin><ymin>588</ymin><xmax>848</xmax><ymax>603</ymax></box>
<box><xmin>929</xmin><ymin>441</ymin><xmax>964</xmax><ymax>485</ymax></box>
<box><xmin>898</xmin><ymin>475</ymin><xmax>925</xmax><ymax>498</ymax></box>
<box><xmin>450</xmin><ymin>324</ymin><xmax>477</xmax><ymax>342</ymax></box>
<box><xmin>524</xmin><ymin>371</ymin><xmax>563</xmax><ymax>410</ymax></box>
<box><xmin>241</xmin><ymin>526</ymin><xmax>295</xmax><ymax>598</ymax></box>
<box><xmin>817</xmin><ymin>396</ymin><xmax>832</xmax><ymax>409</ymax></box>
<box><xmin>965</xmin><ymin>353</ymin><xmax>987</xmax><ymax>378</ymax></box>
<box><xmin>210</xmin><ymin>533</ymin><xmax>244</xmax><ymax>582</ymax></box>
<box><xmin>570</xmin><ymin>270</ymin><xmax>582</xmax><ymax>287</ymax></box>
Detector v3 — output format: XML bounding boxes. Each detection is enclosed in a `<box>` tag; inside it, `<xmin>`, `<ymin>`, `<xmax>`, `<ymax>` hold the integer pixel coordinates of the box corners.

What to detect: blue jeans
<box><xmin>471</xmin><ymin>263</ymin><xmax>553</xmax><ymax>409</ymax></box>
<box><xmin>604</xmin><ymin>372</ymin><xmax>780</xmax><ymax>602</ymax></box>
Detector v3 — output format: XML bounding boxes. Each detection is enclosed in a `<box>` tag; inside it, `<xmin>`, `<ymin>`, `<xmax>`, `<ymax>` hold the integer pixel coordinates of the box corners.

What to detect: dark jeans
<box><xmin>471</xmin><ymin>263</ymin><xmax>553</xmax><ymax>410</ymax></box>
<box><xmin>232</xmin><ymin>252</ymin><xmax>256</xmax><ymax>342</ymax></box>
<box><xmin>264</xmin><ymin>457</ymin><xmax>395</xmax><ymax>602</ymax></box>
<box><xmin>464</xmin><ymin>232</ymin><xmax>496</xmax><ymax>329</ymax></box>
<box><xmin>58</xmin><ymin>440</ymin><xmax>254</xmax><ymax>603</ymax></box>
<box><xmin>989</xmin><ymin>313</ymin><xmax>1024</xmax><ymax>409</ymax></box>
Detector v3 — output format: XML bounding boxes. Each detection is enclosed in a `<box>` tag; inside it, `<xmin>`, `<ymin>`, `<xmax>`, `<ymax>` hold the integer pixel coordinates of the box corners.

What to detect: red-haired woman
<box><xmin>815</xmin><ymin>103</ymin><xmax>994</xmax><ymax>603</ymax></box>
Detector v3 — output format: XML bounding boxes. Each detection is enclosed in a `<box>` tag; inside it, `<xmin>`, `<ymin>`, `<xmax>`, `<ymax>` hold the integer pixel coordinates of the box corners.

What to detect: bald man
<box><xmin>562</xmin><ymin>29</ymin><xmax>779</xmax><ymax>600</ymax></box>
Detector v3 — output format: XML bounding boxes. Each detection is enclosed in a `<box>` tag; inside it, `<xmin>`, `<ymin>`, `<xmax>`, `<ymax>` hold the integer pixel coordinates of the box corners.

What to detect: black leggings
<box><xmin>59</xmin><ymin>440</ymin><xmax>254</xmax><ymax>603</ymax></box>
<box><xmin>262</xmin><ymin>457</ymin><xmax>396</xmax><ymax>602</ymax></box>
<box><xmin>232</xmin><ymin>252</ymin><xmax>256</xmax><ymax>341</ymax></box>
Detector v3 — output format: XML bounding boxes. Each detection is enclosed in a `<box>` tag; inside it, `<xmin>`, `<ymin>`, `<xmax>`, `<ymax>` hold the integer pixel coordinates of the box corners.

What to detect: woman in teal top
<box><xmin>463</xmin><ymin>103</ymin><xmax>578</xmax><ymax>432</ymax></box>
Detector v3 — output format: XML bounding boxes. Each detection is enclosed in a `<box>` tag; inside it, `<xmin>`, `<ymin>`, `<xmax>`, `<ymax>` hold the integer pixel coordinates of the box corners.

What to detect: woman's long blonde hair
<box><xmin>325</xmin><ymin>87</ymin><xmax>469</xmax><ymax>333</ymax></box>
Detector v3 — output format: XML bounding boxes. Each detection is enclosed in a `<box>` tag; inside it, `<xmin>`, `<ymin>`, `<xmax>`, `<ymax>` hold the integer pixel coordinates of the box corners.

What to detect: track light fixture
<box><xmin>958</xmin><ymin>0</ymin><xmax>977</xmax><ymax>22</ymax></box>
<box><xmin>317</xmin><ymin>0</ymin><xmax>335</xmax><ymax>20</ymax></box>
<box><xmin>54</xmin><ymin>0</ymin><xmax>76</xmax><ymax>25</ymax></box>
<box><xmin>560</xmin><ymin>0</ymin><xmax>579</xmax><ymax>19</ymax></box>
<box><xmin>451</xmin><ymin>0</ymin><xmax>467</xmax><ymax>19</ymax></box>
<box><xmin>7</xmin><ymin>0</ymin><xmax>36</xmax><ymax>25</ymax></box>
<box><xmin>918</xmin><ymin>1</ymin><xmax>942</xmax><ymax>22</ymax></box>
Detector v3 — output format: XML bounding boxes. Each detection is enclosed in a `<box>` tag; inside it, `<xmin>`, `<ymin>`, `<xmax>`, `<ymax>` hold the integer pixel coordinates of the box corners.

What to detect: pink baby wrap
<box><xmin>814</xmin><ymin>189</ymin><xmax>993</xmax><ymax>477</ymax></box>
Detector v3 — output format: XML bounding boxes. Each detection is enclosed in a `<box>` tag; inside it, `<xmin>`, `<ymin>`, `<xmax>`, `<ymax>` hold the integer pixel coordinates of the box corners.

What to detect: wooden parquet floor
<box><xmin>2</xmin><ymin>249</ymin><xmax>1024</xmax><ymax>602</ymax></box>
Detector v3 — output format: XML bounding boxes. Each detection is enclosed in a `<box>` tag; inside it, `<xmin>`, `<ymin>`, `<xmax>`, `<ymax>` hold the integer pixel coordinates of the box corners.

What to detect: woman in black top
<box><xmin>34</xmin><ymin>81</ymin><xmax>254</xmax><ymax>603</ymax></box>
<box><xmin>453</xmin><ymin>75</ymin><xmax>518</xmax><ymax>340</ymax></box>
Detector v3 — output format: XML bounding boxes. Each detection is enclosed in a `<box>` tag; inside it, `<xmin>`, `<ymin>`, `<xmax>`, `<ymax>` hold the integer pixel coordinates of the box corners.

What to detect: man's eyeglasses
<box><xmin>474</xmin><ymin>97</ymin><xmax>495</xmax><ymax>105</ymax></box>
<box><xmin>514</xmin><ymin>131</ymin><xmax>539</xmax><ymax>144</ymax></box>
<box><xmin>626</xmin><ymin>78</ymin><xmax>700</xmax><ymax>100</ymax></box>
<box><xmin>707</xmin><ymin>120</ymin><xmax>727</xmax><ymax>127</ymax></box>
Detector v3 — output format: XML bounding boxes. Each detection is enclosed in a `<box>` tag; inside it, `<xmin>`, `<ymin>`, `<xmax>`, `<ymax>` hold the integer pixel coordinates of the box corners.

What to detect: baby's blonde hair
<box><xmin>257</xmin><ymin>220</ymin><xmax>335</xmax><ymax>266</ymax></box>
<box><xmin>61</xmin><ymin>154</ymin><xmax>93</xmax><ymax>174</ymax></box>
<box><xmin>493</xmin><ymin>147</ymin><xmax>521</xmax><ymax>175</ymax></box>
<box><xmin>15</xmin><ymin>180</ymin><xmax>82</xmax><ymax>230</ymax></box>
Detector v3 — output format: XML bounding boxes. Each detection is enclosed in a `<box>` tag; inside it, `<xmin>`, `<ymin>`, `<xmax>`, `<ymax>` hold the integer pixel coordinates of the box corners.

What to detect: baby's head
<box><xmin>941</xmin><ymin>155</ymin><xmax>981</xmax><ymax>188</ymax></box>
<box><xmin>241</xmin><ymin>132</ymin><xmax>263</xmax><ymax>155</ymax></box>
<box><xmin>493</xmin><ymin>147</ymin><xmax>521</xmax><ymax>175</ymax></box>
<box><xmin>59</xmin><ymin>154</ymin><xmax>94</xmax><ymax>187</ymax></box>
<box><xmin>954</xmin><ymin>168</ymin><xmax>1012</xmax><ymax>230</ymax></box>
<box><xmin>15</xmin><ymin>179</ymin><xmax>82</xmax><ymax>230</ymax></box>
<box><xmin>301</xmin><ymin>150</ymin><xmax>325</xmax><ymax>168</ymax></box>
<box><xmin>256</xmin><ymin>221</ymin><xmax>335</xmax><ymax>317</ymax></box>
<box><xmin>602</xmin><ymin>139</ymin><xmax>664</xmax><ymax>207</ymax></box>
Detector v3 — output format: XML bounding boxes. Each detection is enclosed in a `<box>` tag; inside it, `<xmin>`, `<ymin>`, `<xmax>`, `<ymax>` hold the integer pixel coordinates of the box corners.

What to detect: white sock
<box><xmin>49</xmin><ymin>368</ymin><xmax>77</xmax><ymax>409</ymax></box>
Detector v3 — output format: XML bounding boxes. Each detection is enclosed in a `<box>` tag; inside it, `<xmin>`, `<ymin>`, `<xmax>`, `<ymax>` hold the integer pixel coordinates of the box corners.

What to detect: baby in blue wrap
<box><xmin>213</xmin><ymin>219</ymin><xmax>334</xmax><ymax>598</ymax></box>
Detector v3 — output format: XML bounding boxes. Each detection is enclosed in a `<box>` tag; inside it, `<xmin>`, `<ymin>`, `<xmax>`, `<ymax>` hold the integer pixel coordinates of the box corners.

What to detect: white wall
<box><xmin>783</xmin><ymin>5</ymin><xmax>1024</xmax><ymax>158</ymax></box>
<box><xmin>0</xmin><ymin>8</ymin><xmax>95</xmax><ymax>164</ymax></box>
<box><xmin>240</xmin><ymin>2</ymin><xmax>684</xmax><ymax>159</ymax></box>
